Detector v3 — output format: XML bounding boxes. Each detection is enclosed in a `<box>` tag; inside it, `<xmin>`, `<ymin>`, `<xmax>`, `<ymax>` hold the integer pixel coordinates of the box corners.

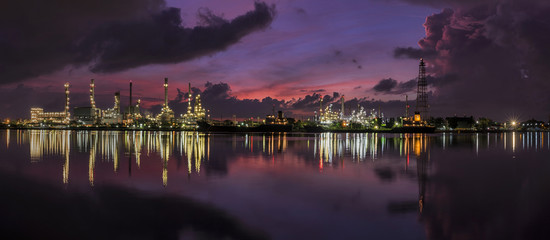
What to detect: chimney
<box><xmin>164</xmin><ymin>78</ymin><xmax>168</xmax><ymax>107</ymax></box>
<box><xmin>129</xmin><ymin>81</ymin><xmax>133</xmax><ymax>114</ymax></box>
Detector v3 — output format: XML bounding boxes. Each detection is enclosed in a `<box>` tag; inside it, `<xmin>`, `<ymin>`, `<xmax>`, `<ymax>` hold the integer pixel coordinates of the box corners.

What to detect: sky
<box><xmin>1</xmin><ymin>0</ymin><xmax>549</xmax><ymax>121</ymax></box>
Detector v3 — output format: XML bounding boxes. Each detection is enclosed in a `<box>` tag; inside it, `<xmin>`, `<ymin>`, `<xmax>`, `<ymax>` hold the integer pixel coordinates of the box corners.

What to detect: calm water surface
<box><xmin>0</xmin><ymin>130</ymin><xmax>549</xmax><ymax>240</ymax></box>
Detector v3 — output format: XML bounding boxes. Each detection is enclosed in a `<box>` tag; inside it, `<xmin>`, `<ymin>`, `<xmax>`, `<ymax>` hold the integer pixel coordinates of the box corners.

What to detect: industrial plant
<box><xmin>27</xmin><ymin>77</ymin><xmax>208</xmax><ymax>129</ymax></box>
<box><xmin>313</xmin><ymin>58</ymin><xmax>432</xmax><ymax>131</ymax></box>
<box><xmin>19</xmin><ymin>59</ymin><xmax>531</xmax><ymax>132</ymax></box>
<box><xmin>22</xmin><ymin>59</ymin><xmax>436</xmax><ymax>131</ymax></box>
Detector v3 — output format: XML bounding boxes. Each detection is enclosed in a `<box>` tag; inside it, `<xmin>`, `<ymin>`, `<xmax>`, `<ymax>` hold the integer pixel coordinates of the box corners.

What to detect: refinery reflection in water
<box><xmin>19</xmin><ymin>130</ymin><xmax>550</xmax><ymax>186</ymax></box>
<box><xmin>3</xmin><ymin>130</ymin><xmax>550</xmax><ymax>239</ymax></box>
<box><xmin>27</xmin><ymin>130</ymin><xmax>210</xmax><ymax>186</ymax></box>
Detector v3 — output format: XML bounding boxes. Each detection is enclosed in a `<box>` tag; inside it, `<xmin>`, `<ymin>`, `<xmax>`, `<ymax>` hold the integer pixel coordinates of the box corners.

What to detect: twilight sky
<box><xmin>1</xmin><ymin>0</ymin><xmax>549</xmax><ymax>121</ymax></box>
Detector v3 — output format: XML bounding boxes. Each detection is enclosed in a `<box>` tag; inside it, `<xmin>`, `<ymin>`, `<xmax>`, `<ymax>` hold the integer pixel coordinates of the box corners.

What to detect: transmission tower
<box><xmin>416</xmin><ymin>58</ymin><xmax>428</xmax><ymax>121</ymax></box>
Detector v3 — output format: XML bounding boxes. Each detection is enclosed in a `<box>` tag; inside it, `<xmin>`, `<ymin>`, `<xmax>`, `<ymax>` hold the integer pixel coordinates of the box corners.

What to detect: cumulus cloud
<box><xmin>0</xmin><ymin>0</ymin><xmax>276</xmax><ymax>84</ymax></box>
<box><xmin>372</xmin><ymin>78</ymin><xmax>418</xmax><ymax>95</ymax></box>
<box><xmin>373</xmin><ymin>78</ymin><xmax>398</xmax><ymax>93</ymax></box>
<box><xmin>393</xmin><ymin>0</ymin><xmax>550</xmax><ymax>119</ymax></box>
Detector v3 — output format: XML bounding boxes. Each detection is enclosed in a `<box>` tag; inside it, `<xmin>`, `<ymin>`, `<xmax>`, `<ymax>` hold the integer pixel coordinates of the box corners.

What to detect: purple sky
<box><xmin>1</xmin><ymin>0</ymin><xmax>549</xmax><ymax>121</ymax></box>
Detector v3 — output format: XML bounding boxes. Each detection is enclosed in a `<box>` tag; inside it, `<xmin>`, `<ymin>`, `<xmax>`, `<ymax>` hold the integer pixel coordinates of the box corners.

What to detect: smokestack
<box><xmin>341</xmin><ymin>95</ymin><xmax>345</xmax><ymax>117</ymax></box>
<box><xmin>164</xmin><ymin>78</ymin><xmax>168</xmax><ymax>107</ymax></box>
<box><xmin>90</xmin><ymin>79</ymin><xmax>95</xmax><ymax>109</ymax></box>
<box><xmin>129</xmin><ymin>81</ymin><xmax>133</xmax><ymax>114</ymax></box>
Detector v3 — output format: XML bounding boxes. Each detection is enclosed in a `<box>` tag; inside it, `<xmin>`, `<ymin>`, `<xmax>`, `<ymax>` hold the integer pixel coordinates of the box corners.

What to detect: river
<box><xmin>0</xmin><ymin>130</ymin><xmax>548</xmax><ymax>240</ymax></box>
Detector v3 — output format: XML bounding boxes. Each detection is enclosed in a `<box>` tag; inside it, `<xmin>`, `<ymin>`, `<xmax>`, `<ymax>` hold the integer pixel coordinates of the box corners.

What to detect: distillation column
<box><xmin>187</xmin><ymin>83</ymin><xmax>193</xmax><ymax>115</ymax></box>
<box><xmin>64</xmin><ymin>82</ymin><xmax>70</xmax><ymax>123</ymax></box>
<box><xmin>90</xmin><ymin>79</ymin><xmax>96</xmax><ymax>109</ymax></box>
<box><xmin>114</xmin><ymin>92</ymin><xmax>120</xmax><ymax>114</ymax></box>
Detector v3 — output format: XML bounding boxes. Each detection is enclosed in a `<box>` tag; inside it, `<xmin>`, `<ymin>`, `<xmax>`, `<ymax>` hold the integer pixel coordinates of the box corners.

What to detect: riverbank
<box><xmin>0</xmin><ymin>125</ymin><xmax>542</xmax><ymax>133</ymax></box>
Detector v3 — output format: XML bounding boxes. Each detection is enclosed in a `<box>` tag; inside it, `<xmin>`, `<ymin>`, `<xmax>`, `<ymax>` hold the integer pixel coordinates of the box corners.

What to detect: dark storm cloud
<box><xmin>395</xmin><ymin>0</ymin><xmax>490</xmax><ymax>7</ymax></box>
<box><xmin>299</xmin><ymin>89</ymin><xmax>326</xmax><ymax>93</ymax></box>
<box><xmin>372</xmin><ymin>78</ymin><xmax>418</xmax><ymax>94</ymax></box>
<box><xmin>0</xmin><ymin>0</ymin><xmax>275</xmax><ymax>84</ymax></box>
<box><xmin>290</xmin><ymin>92</ymin><xmax>340</xmax><ymax>111</ymax></box>
<box><xmin>393</xmin><ymin>0</ymin><xmax>550</xmax><ymax>120</ymax></box>
<box><xmin>0</xmin><ymin>0</ymin><xmax>164</xmax><ymax>83</ymax></box>
<box><xmin>393</xmin><ymin>47</ymin><xmax>436</xmax><ymax>59</ymax></box>
<box><xmin>80</xmin><ymin>2</ymin><xmax>276</xmax><ymax>73</ymax></box>
<box><xmin>290</xmin><ymin>93</ymin><xmax>323</xmax><ymax>110</ymax></box>
<box><xmin>373</xmin><ymin>78</ymin><xmax>398</xmax><ymax>92</ymax></box>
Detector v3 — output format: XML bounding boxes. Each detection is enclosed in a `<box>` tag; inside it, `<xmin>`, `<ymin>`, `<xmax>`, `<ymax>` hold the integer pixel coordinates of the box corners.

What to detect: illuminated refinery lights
<box><xmin>156</xmin><ymin>78</ymin><xmax>175</xmax><ymax>123</ymax></box>
<box><xmin>90</xmin><ymin>79</ymin><xmax>96</xmax><ymax>109</ymax></box>
<box><xmin>102</xmin><ymin>92</ymin><xmax>122</xmax><ymax>124</ymax></box>
<box><xmin>64</xmin><ymin>82</ymin><xmax>70</xmax><ymax>122</ymax></box>
<box><xmin>181</xmin><ymin>82</ymin><xmax>208</xmax><ymax>125</ymax></box>
<box><xmin>29</xmin><ymin>83</ymin><xmax>71</xmax><ymax>124</ymax></box>
<box><xmin>187</xmin><ymin>82</ymin><xmax>193</xmax><ymax>115</ymax></box>
<box><xmin>28</xmin><ymin>78</ymin><xmax>215</xmax><ymax>126</ymax></box>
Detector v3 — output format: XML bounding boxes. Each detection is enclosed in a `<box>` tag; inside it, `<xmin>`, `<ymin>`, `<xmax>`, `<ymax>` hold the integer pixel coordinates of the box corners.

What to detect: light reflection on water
<box><xmin>2</xmin><ymin>129</ymin><xmax>550</xmax><ymax>240</ymax></box>
<box><xmin>8</xmin><ymin>130</ymin><xmax>550</xmax><ymax>187</ymax></box>
<box><xmin>26</xmin><ymin>130</ymin><xmax>211</xmax><ymax>186</ymax></box>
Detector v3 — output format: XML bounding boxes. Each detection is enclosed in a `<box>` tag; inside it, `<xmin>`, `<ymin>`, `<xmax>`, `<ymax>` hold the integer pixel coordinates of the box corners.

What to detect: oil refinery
<box><xmin>27</xmin><ymin>78</ymin><xmax>208</xmax><ymax>129</ymax></box>
<box><xmin>22</xmin><ymin>59</ymin><xmax>438</xmax><ymax>132</ymax></box>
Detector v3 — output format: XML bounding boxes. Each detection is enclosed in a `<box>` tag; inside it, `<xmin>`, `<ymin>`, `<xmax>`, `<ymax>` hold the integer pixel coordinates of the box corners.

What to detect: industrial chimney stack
<box><xmin>129</xmin><ymin>81</ymin><xmax>133</xmax><ymax>115</ymax></box>
<box><xmin>164</xmin><ymin>78</ymin><xmax>168</xmax><ymax>107</ymax></box>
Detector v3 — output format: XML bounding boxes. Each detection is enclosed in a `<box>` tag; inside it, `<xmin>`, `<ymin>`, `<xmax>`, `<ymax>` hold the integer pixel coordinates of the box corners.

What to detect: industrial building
<box><xmin>29</xmin><ymin>83</ymin><xmax>71</xmax><ymax>124</ymax></box>
<box><xmin>26</xmin><ymin>78</ymin><xmax>212</xmax><ymax>127</ymax></box>
<box><xmin>102</xmin><ymin>92</ymin><xmax>122</xmax><ymax>124</ymax></box>
<box><xmin>317</xmin><ymin>97</ymin><xmax>340</xmax><ymax>124</ymax></box>
<box><xmin>74</xmin><ymin>79</ymin><xmax>101</xmax><ymax>125</ymax></box>
<box><xmin>74</xmin><ymin>107</ymin><xmax>98</xmax><ymax>125</ymax></box>
<box><xmin>181</xmin><ymin>82</ymin><xmax>207</xmax><ymax>125</ymax></box>
<box><xmin>265</xmin><ymin>111</ymin><xmax>292</xmax><ymax>125</ymax></box>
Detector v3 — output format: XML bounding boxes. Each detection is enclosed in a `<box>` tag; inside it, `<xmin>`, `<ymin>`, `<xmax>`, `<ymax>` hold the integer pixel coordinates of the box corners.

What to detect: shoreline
<box><xmin>0</xmin><ymin>126</ymin><xmax>543</xmax><ymax>134</ymax></box>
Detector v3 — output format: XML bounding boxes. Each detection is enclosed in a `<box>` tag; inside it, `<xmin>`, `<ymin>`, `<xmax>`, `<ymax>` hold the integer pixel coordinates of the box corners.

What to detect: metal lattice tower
<box><xmin>415</xmin><ymin>58</ymin><xmax>428</xmax><ymax>121</ymax></box>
